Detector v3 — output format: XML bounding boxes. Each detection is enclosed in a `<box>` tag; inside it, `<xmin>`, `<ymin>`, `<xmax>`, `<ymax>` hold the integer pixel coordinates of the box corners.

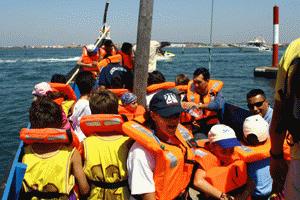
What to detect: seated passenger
<box><xmin>99</xmin><ymin>39</ymin><xmax>117</xmax><ymax>60</ymax></box>
<box><xmin>119</xmin><ymin>92</ymin><xmax>145</xmax><ymax>120</ymax></box>
<box><xmin>81</xmin><ymin>88</ymin><xmax>132</xmax><ymax>199</ymax></box>
<box><xmin>69</xmin><ymin>71</ymin><xmax>95</xmax><ymax>141</ymax></box>
<box><xmin>175</xmin><ymin>73</ymin><xmax>189</xmax><ymax>100</ymax></box>
<box><xmin>118</xmin><ymin>42</ymin><xmax>134</xmax><ymax>71</ymax></box>
<box><xmin>193</xmin><ymin>124</ymin><xmax>246</xmax><ymax>199</ymax></box>
<box><xmin>241</xmin><ymin>115</ymin><xmax>273</xmax><ymax>199</ymax></box>
<box><xmin>51</xmin><ymin>73</ymin><xmax>67</xmax><ymax>83</ymax></box>
<box><xmin>77</xmin><ymin>44</ymin><xmax>100</xmax><ymax>69</ymax></box>
<box><xmin>20</xmin><ymin>96</ymin><xmax>89</xmax><ymax>199</ymax></box>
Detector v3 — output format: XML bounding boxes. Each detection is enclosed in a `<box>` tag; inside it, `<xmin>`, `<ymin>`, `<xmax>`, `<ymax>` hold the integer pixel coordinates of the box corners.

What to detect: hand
<box><xmin>270</xmin><ymin>158</ymin><xmax>289</xmax><ymax>193</ymax></box>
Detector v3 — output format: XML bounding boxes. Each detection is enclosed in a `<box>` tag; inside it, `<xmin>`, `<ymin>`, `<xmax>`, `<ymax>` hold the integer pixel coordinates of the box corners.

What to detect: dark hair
<box><xmin>143</xmin><ymin>111</ymin><xmax>156</xmax><ymax>130</ymax></box>
<box><xmin>193</xmin><ymin>67</ymin><xmax>210</xmax><ymax>80</ymax></box>
<box><xmin>121</xmin><ymin>42</ymin><xmax>133</xmax><ymax>55</ymax></box>
<box><xmin>111</xmin><ymin>75</ymin><xmax>124</xmax><ymax>89</ymax></box>
<box><xmin>175</xmin><ymin>74</ymin><xmax>189</xmax><ymax>85</ymax></box>
<box><xmin>51</xmin><ymin>74</ymin><xmax>67</xmax><ymax>83</ymax></box>
<box><xmin>246</xmin><ymin>89</ymin><xmax>266</xmax><ymax>99</ymax></box>
<box><xmin>103</xmin><ymin>39</ymin><xmax>113</xmax><ymax>47</ymax></box>
<box><xmin>89</xmin><ymin>89</ymin><xmax>118</xmax><ymax>114</ymax></box>
<box><xmin>245</xmin><ymin>134</ymin><xmax>260</xmax><ymax>146</ymax></box>
<box><xmin>30</xmin><ymin>96</ymin><xmax>62</xmax><ymax>128</ymax></box>
<box><xmin>147</xmin><ymin>70</ymin><xmax>166</xmax><ymax>86</ymax></box>
<box><xmin>75</xmin><ymin>71</ymin><xmax>95</xmax><ymax>96</ymax></box>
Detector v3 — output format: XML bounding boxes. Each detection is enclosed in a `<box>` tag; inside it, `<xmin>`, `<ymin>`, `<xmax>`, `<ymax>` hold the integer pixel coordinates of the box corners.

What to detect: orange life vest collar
<box><xmin>48</xmin><ymin>82</ymin><xmax>77</xmax><ymax>101</ymax></box>
<box><xmin>80</xmin><ymin>114</ymin><xmax>124</xmax><ymax>136</ymax></box>
<box><xmin>146</xmin><ymin>82</ymin><xmax>176</xmax><ymax>94</ymax></box>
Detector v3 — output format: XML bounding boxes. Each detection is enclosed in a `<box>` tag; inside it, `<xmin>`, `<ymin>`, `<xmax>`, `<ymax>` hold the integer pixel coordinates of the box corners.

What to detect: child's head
<box><xmin>51</xmin><ymin>74</ymin><xmax>67</xmax><ymax>83</ymax></box>
<box><xmin>29</xmin><ymin>96</ymin><xmax>62</xmax><ymax>129</ymax></box>
<box><xmin>175</xmin><ymin>74</ymin><xmax>189</xmax><ymax>86</ymax></box>
<box><xmin>208</xmin><ymin>124</ymin><xmax>240</xmax><ymax>165</ymax></box>
<box><xmin>243</xmin><ymin>114</ymin><xmax>269</xmax><ymax>146</ymax></box>
<box><xmin>89</xmin><ymin>88</ymin><xmax>118</xmax><ymax>114</ymax></box>
<box><xmin>75</xmin><ymin>71</ymin><xmax>95</xmax><ymax>96</ymax></box>
<box><xmin>32</xmin><ymin>82</ymin><xmax>52</xmax><ymax>97</ymax></box>
<box><xmin>121</xmin><ymin>92</ymin><xmax>138</xmax><ymax>112</ymax></box>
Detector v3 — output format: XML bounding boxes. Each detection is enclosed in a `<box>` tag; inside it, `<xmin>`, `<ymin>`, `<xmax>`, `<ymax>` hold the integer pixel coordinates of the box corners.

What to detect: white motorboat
<box><xmin>239</xmin><ymin>37</ymin><xmax>272</xmax><ymax>52</ymax></box>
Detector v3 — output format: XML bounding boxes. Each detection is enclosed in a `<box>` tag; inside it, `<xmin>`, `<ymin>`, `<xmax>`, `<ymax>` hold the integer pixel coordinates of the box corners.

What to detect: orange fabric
<box><xmin>283</xmin><ymin>139</ymin><xmax>291</xmax><ymax>160</ymax></box>
<box><xmin>122</xmin><ymin>122</ymin><xmax>194</xmax><ymax>200</ymax></box>
<box><xmin>118</xmin><ymin>51</ymin><xmax>134</xmax><ymax>70</ymax></box>
<box><xmin>99</xmin><ymin>47</ymin><xmax>117</xmax><ymax>59</ymax></box>
<box><xmin>80</xmin><ymin>114</ymin><xmax>124</xmax><ymax>137</ymax></box>
<box><xmin>108</xmin><ymin>88</ymin><xmax>129</xmax><ymax>98</ymax></box>
<box><xmin>118</xmin><ymin>105</ymin><xmax>146</xmax><ymax>121</ymax></box>
<box><xmin>48</xmin><ymin>82</ymin><xmax>77</xmax><ymax>101</ymax></box>
<box><xmin>194</xmin><ymin>140</ymin><xmax>247</xmax><ymax>193</ymax></box>
<box><xmin>186</xmin><ymin>80</ymin><xmax>223</xmax><ymax>125</ymax></box>
<box><xmin>81</xmin><ymin>47</ymin><xmax>100</xmax><ymax>64</ymax></box>
<box><xmin>235</xmin><ymin>139</ymin><xmax>271</xmax><ymax>163</ymax></box>
<box><xmin>175</xmin><ymin>85</ymin><xmax>188</xmax><ymax>93</ymax></box>
<box><xmin>146</xmin><ymin>82</ymin><xmax>176</xmax><ymax>94</ymax></box>
<box><xmin>20</xmin><ymin>128</ymin><xmax>81</xmax><ymax>152</ymax></box>
<box><xmin>97</xmin><ymin>54</ymin><xmax>122</xmax><ymax>69</ymax></box>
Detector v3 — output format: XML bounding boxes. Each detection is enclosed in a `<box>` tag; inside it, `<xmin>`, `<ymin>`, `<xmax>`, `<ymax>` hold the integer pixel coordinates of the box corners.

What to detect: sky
<box><xmin>0</xmin><ymin>0</ymin><xmax>299</xmax><ymax>46</ymax></box>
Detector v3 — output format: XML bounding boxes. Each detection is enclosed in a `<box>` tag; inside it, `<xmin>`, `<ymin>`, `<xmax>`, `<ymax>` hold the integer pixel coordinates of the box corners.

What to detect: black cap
<box><xmin>149</xmin><ymin>89</ymin><xmax>184</xmax><ymax>117</ymax></box>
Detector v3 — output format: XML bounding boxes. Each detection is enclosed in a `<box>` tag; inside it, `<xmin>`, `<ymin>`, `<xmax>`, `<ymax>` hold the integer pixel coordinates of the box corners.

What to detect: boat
<box><xmin>155</xmin><ymin>41</ymin><xmax>176</xmax><ymax>61</ymax></box>
<box><xmin>238</xmin><ymin>37</ymin><xmax>272</xmax><ymax>52</ymax></box>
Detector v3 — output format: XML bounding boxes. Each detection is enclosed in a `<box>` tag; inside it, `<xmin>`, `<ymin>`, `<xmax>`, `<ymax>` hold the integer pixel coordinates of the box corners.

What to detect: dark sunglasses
<box><xmin>247</xmin><ymin>100</ymin><xmax>265</xmax><ymax>109</ymax></box>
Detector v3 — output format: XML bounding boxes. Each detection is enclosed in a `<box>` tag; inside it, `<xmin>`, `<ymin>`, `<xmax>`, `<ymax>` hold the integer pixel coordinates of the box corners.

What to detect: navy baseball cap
<box><xmin>149</xmin><ymin>89</ymin><xmax>184</xmax><ymax>118</ymax></box>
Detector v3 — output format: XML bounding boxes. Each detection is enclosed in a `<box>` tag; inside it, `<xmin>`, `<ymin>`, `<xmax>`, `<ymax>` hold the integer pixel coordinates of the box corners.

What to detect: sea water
<box><xmin>0</xmin><ymin>47</ymin><xmax>284</xmax><ymax>185</ymax></box>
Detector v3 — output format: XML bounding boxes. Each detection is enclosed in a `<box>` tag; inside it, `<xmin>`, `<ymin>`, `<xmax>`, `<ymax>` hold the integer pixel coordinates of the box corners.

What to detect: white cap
<box><xmin>208</xmin><ymin>124</ymin><xmax>240</xmax><ymax>148</ymax></box>
<box><xmin>85</xmin><ymin>44</ymin><xmax>96</xmax><ymax>53</ymax></box>
<box><xmin>32</xmin><ymin>82</ymin><xmax>52</xmax><ymax>96</ymax></box>
<box><xmin>243</xmin><ymin>114</ymin><xmax>269</xmax><ymax>142</ymax></box>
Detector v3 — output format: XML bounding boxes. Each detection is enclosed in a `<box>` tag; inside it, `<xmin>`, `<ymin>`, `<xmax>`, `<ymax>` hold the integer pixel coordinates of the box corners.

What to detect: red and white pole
<box><xmin>272</xmin><ymin>5</ymin><xmax>279</xmax><ymax>67</ymax></box>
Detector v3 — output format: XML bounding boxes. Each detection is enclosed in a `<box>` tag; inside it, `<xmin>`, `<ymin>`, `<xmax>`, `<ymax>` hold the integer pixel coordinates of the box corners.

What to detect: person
<box><xmin>241</xmin><ymin>115</ymin><xmax>273</xmax><ymax>199</ymax></box>
<box><xmin>98</xmin><ymin>62</ymin><xmax>133</xmax><ymax>90</ymax></box>
<box><xmin>182</xmin><ymin>67</ymin><xmax>225</xmax><ymax>137</ymax></box>
<box><xmin>99</xmin><ymin>39</ymin><xmax>117</xmax><ymax>60</ymax></box>
<box><xmin>77</xmin><ymin>44</ymin><xmax>100</xmax><ymax>69</ymax></box>
<box><xmin>81</xmin><ymin>89</ymin><xmax>132</xmax><ymax>199</ymax></box>
<box><xmin>146</xmin><ymin>70</ymin><xmax>167</xmax><ymax>107</ymax></box>
<box><xmin>119</xmin><ymin>92</ymin><xmax>146</xmax><ymax>120</ymax></box>
<box><xmin>20</xmin><ymin>96</ymin><xmax>89</xmax><ymax>199</ymax></box>
<box><xmin>69</xmin><ymin>71</ymin><xmax>95</xmax><ymax>141</ymax></box>
<box><xmin>247</xmin><ymin>89</ymin><xmax>273</xmax><ymax>124</ymax></box>
<box><xmin>51</xmin><ymin>73</ymin><xmax>67</xmax><ymax>83</ymax></box>
<box><xmin>118</xmin><ymin>42</ymin><xmax>134</xmax><ymax>71</ymax></box>
<box><xmin>193</xmin><ymin>124</ymin><xmax>250</xmax><ymax>200</ymax></box>
<box><xmin>175</xmin><ymin>73</ymin><xmax>190</xmax><ymax>86</ymax></box>
<box><xmin>269</xmin><ymin>38</ymin><xmax>300</xmax><ymax>199</ymax></box>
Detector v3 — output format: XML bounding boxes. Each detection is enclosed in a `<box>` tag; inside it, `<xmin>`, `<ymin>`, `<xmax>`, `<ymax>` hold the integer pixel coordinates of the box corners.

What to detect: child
<box><xmin>242</xmin><ymin>114</ymin><xmax>272</xmax><ymax>199</ymax></box>
<box><xmin>81</xmin><ymin>89</ymin><xmax>132</xmax><ymax>200</ymax></box>
<box><xmin>69</xmin><ymin>71</ymin><xmax>95</xmax><ymax>141</ymax></box>
<box><xmin>193</xmin><ymin>124</ymin><xmax>243</xmax><ymax>199</ymax></box>
<box><xmin>119</xmin><ymin>92</ymin><xmax>145</xmax><ymax>120</ymax></box>
<box><xmin>21</xmin><ymin>96</ymin><xmax>89</xmax><ymax>199</ymax></box>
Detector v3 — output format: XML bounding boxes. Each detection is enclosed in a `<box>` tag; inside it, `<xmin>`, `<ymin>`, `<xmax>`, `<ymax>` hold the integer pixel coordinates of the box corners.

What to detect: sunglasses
<box><xmin>247</xmin><ymin>100</ymin><xmax>265</xmax><ymax>109</ymax></box>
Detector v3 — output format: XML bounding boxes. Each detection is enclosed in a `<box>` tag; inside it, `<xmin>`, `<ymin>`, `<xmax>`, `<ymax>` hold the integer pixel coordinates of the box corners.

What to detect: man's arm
<box><xmin>199</xmin><ymin>91</ymin><xmax>225</xmax><ymax>111</ymax></box>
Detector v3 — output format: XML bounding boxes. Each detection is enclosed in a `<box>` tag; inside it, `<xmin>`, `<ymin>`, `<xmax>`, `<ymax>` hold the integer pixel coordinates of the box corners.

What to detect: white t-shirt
<box><xmin>127</xmin><ymin>142</ymin><xmax>156</xmax><ymax>195</ymax></box>
<box><xmin>69</xmin><ymin>98</ymin><xmax>91</xmax><ymax>141</ymax></box>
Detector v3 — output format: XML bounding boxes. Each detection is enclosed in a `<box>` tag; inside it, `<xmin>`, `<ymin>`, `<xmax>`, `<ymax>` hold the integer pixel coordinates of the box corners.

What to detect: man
<box><xmin>246</xmin><ymin>89</ymin><xmax>273</xmax><ymax>124</ymax></box>
<box><xmin>77</xmin><ymin>44</ymin><xmax>99</xmax><ymax>69</ymax></box>
<box><xmin>182</xmin><ymin>67</ymin><xmax>225</xmax><ymax>136</ymax></box>
<box><xmin>270</xmin><ymin>38</ymin><xmax>300</xmax><ymax>199</ymax></box>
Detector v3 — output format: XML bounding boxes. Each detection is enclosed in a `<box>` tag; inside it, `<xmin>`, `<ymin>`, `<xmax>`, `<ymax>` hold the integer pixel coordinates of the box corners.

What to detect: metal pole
<box><xmin>272</xmin><ymin>5</ymin><xmax>279</xmax><ymax>67</ymax></box>
<box><xmin>208</xmin><ymin>0</ymin><xmax>214</xmax><ymax>73</ymax></box>
<box><xmin>133</xmin><ymin>0</ymin><xmax>154</xmax><ymax>106</ymax></box>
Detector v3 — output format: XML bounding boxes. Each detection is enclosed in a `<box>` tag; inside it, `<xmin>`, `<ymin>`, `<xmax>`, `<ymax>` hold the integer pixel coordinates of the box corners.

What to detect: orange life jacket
<box><xmin>118</xmin><ymin>51</ymin><xmax>134</xmax><ymax>70</ymax></box>
<box><xmin>20</xmin><ymin>128</ymin><xmax>81</xmax><ymax>152</ymax></box>
<box><xmin>99</xmin><ymin>47</ymin><xmax>117</xmax><ymax>59</ymax></box>
<box><xmin>186</xmin><ymin>80</ymin><xmax>223</xmax><ymax>125</ymax></box>
<box><xmin>48</xmin><ymin>82</ymin><xmax>77</xmax><ymax>101</ymax></box>
<box><xmin>82</xmin><ymin>54</ymin><xmax>122</xmax><ymax>73</ymax></box>
<box><xmin>108</xmin><ymin>88</ymin><xmax>129</xmax><ymax>98</ymax></box>
<box><xmin>122</xmin><ymin>122</ymin><xmax>195</xmax><ymax>200</ymax></box>
<box><xmin>118</xmin><ymin>105</ymin><xmax>146</xmax><ymax>121</ymax></box>
<box><xmin>235</xmin><ymin>139</ymin><xmax>271</xmax><ymax>163</ymax></box>
<box><xmin>81</xmin><ymin>46</ymin><xmax>100</xmax><ymax>64</ymax></box>
<box><xmin>80</xmin><ymin>114</ymin><xmax>124</xmax><ymax>136</ymax></box>
<box><xmin>146</xmin><ymin>82</ymin><xmax>176</xmax><ymax>94</ymax></box>
<box><xmin>194</xmin><ymin>140</ymin><xmax>247</xmax><ymax>193</ymax></box>
<box><xmin>175</xmin><ymin>85</ymin><xmax>188</xmax><ymax>93</ymax></box>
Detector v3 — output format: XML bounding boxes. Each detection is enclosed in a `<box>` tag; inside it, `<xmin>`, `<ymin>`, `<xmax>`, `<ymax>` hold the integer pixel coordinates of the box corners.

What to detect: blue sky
<box><xmin>0</xmin><ymin>0</ymin><xmax>299</xmax><ymax>46</ymax></box>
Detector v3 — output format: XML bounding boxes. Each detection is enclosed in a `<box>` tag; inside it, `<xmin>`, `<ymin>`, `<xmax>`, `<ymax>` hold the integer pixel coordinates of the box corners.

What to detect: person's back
<box><xmin>118</xmin><ymin>42</ymin><xmax>134</xmax><ymax>71</ymax></box>
<box><xmin>69</xmin><ymin>71</ymin><xmax>95</xmax><ymax>141</ymax></box>
<box><xmin>242</xmin><ymin>115</ymin><xmax>272</xmax><ymax>199</ymax></box>
<box><xmin>98</xmin><ymin>62</ymin><xmax>128</xmax><ymax>89</ymax></box>
<box><xmin>21</xmin><ymin>96</ymin><xmax>89</xmax><ymax>199</ymax></box>
<box><xmin>82</xmin><ymin>89</ymin><xmax>131</xmax><ymax>200</ymax></box>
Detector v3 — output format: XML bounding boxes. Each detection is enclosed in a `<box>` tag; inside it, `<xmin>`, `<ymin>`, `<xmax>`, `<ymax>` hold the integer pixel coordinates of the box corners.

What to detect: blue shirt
<box><xmin>263</xmin><ymin>106</ymin><xmax>273</xmax><ymax>125</ymax></box>
<box><xmin>247</xmin><ymin>158</ymin><xmax>272</xmax><ymax>197</ymax></box>
<box><xmin>98</xmin><ymin>63</ymin><xmax>128</xmax><ymax>88</ymax></box>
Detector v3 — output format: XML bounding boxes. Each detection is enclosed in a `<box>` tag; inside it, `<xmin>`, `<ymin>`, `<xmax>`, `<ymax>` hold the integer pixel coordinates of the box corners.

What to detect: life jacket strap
<box><xmin>89</xmin><ymin>179</ymin><xmax>128</xmax><ymax>189</ymax></box>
